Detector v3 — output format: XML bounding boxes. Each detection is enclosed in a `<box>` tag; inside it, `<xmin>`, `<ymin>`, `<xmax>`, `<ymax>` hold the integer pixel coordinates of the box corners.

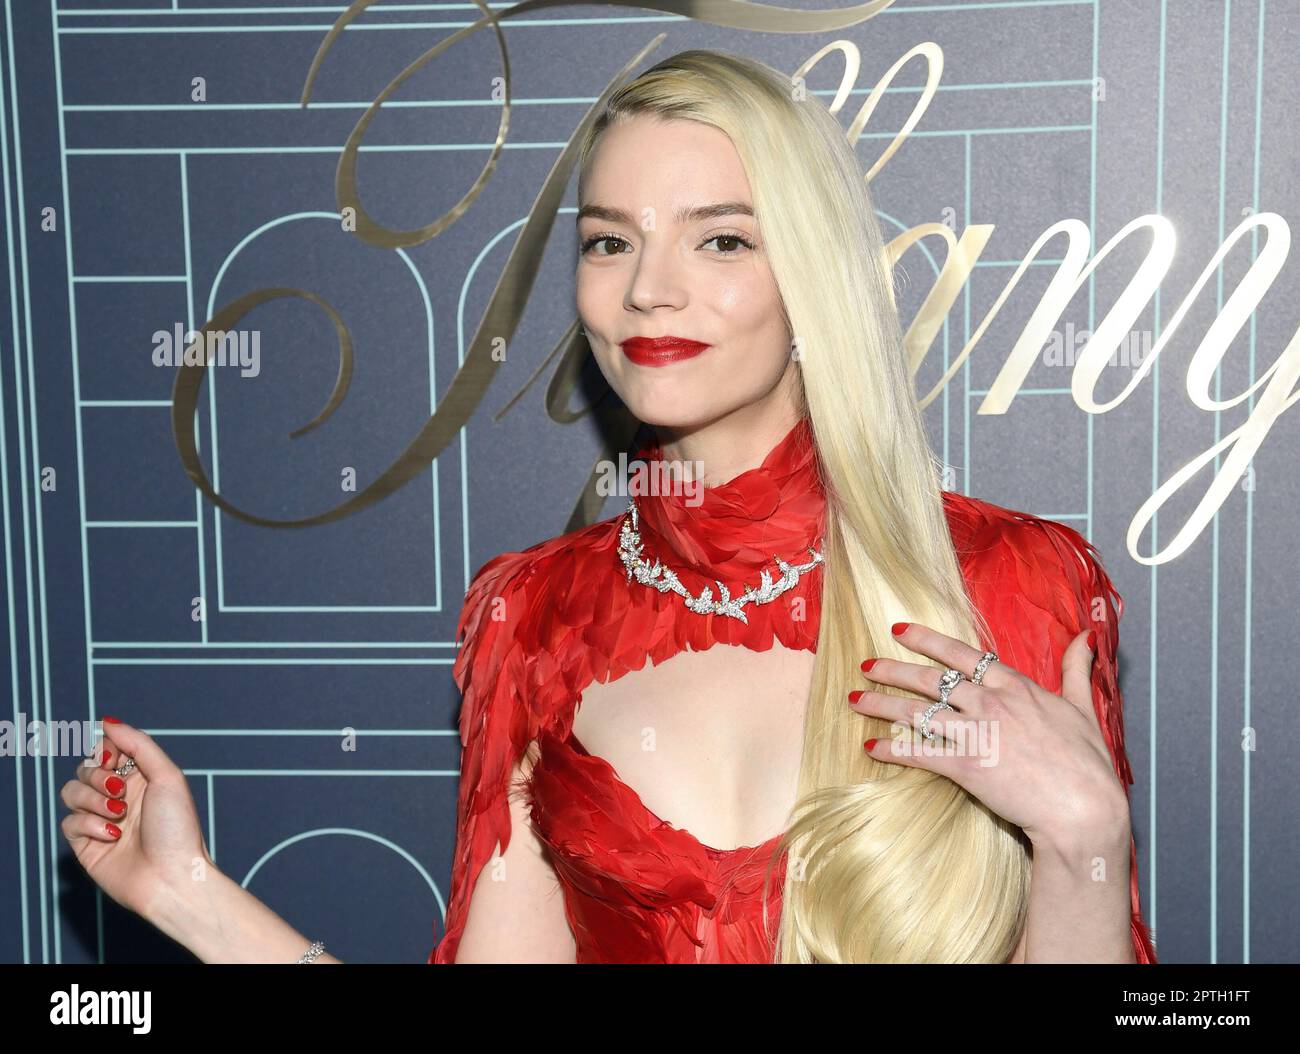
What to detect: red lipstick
<box><xmin>620</xmin><ymin>336</ymin><xmax>711</xmax><ymax>367</ymax></box>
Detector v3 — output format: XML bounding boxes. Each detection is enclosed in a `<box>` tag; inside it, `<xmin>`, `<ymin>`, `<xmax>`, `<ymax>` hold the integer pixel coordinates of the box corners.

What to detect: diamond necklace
<box><xmin>616</xmin><ymin>497</ymin><xmax>825</xmax><ymax>624</ymax></box>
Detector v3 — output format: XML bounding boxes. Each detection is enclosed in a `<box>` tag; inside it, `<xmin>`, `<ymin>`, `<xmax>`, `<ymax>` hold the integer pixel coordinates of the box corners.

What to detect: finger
<box><xmin>60</xmin><ymin>778</ymin><xmax>129</xmax><ymax>821</ymax></box>
<box><xmin>99</xmin><ymin>717</ymin><xmax>179</xmax><ymax>783</ymax></box>
<box><xmin>83</xmin><ymin>727</ymin><xmax>124</xmax><ymax>774</ymax></box>
<box><xmin>61</xmin><ymin>811</ymin><xmax>123</xmax><ymax>844</ymax></box>
<box><xmin>886</xmin><ymin>622</ymin><xmax>1021</xmax><ymax>691</ymax></box>
<box><xmin>74</xmin><ymin>761</ymin><xmax>129</xmax><ymax>799</ymax></box>
<box><xmin>849</xmin><ymin>690</ymin><xmax>973</xmax><ymax>745</ymax></box>
<box><xmin>95</xmin><ymin>718</ymin><xmax>127</xmax><ymax>773</ymax></box>
<box><xmin>861</xmin><ymin>656</ymin><xmax>984</xmax><ymax>714</ymax></box>
<box><xmin>862</xmin><ymin>728</ymin><xmax>966</xmax><ymax>779</ymax></box>
<box><xmin>81</xmin><ymin>739</ymin><xmax>114</xmax><ymax>772</ymax></box>
<box><xmin>1059</xmin><ymin>630</ymin><xmax>1098</xmax><ymax>719</ymax></box>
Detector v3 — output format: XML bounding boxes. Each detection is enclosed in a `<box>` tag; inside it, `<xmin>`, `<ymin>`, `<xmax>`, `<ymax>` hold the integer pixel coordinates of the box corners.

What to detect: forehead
<box><xmin>580</xmin><ymin>115</ymin><xmax>753</xmax><ymax>211</ymax></box>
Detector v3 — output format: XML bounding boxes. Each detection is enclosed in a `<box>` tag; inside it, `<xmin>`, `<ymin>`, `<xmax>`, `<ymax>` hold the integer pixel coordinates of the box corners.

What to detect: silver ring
<box><xmin>971</xmin><ymin>651</ymin><xmax>999</xmax><ymax>686</ymax></box>
<box><xmin>114</xmin><ymin>755</ymin><xmax>136</xmax><ymax>778</ymax></box>
<box><xmin>920</xmin><ymin>667</ymin><xmax>964</xmax><ymax>740</ymax></box>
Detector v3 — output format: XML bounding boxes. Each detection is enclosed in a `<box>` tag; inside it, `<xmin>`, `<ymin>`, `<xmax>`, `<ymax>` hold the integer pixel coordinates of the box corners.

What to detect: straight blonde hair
<box><xmin>576</xmin><ymin>49</ymin><xmax>1030</xmax><ymax>963</ymax></box>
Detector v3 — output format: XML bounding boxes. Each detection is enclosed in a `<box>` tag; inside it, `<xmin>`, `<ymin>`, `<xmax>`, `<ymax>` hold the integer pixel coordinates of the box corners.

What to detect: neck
<box><xmin>629</xmin><ymin>414</ymin><xmax>826</xmax><ymax>582</ymax></box>
<box><xmin>650</xmin><ymin>379</ymin><xmax>804</xmax><ymax>489</ymax></box>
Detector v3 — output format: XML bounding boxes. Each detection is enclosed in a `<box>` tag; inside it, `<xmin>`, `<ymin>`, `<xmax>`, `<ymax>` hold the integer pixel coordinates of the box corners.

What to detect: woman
<box><xmin>61</xmin><ymin>49</ymin><xmax>1156</xmax><ymax>964</ymax></box>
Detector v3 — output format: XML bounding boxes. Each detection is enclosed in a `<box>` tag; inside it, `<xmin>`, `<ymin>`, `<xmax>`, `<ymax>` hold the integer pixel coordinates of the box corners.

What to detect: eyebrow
<box><xmin>575</xmin><ymin>201</ymin><xmax>754</xmax><ymax>226</ymax></box>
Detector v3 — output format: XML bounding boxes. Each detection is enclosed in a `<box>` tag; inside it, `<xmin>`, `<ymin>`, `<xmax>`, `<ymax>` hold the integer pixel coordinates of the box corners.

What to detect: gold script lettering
<box><xmin>170</xmin><ymin>2</ymin><xmax>1296</xmax><ymax>568</ymax></box>
<box><xmin>173</xmin><ymin>0</ymin><xmax>896</xmax><ymax>529</ymax></box>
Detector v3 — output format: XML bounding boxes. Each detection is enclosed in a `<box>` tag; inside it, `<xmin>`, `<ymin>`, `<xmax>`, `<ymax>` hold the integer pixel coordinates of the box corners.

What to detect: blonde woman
<box><xmin>62</xmin><ymin>49</ymin><xmax>1156</xmax><ymax>964</ymax></box>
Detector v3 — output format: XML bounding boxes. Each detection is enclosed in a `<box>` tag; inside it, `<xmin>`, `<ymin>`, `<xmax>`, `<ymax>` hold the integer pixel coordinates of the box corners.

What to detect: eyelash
<box><xmin>579</xmin><ymin>230</ymin><xmax>757</xmax><ymax>257</ymax></box>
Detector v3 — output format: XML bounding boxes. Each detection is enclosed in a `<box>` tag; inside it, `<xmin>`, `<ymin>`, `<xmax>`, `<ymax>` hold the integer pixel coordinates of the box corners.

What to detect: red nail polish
<box><xmin>891</xmin><ymin>622</ymin><xmax>909</xmax><ymax>636</ymax></box>
<box><xmin>861</xmin><ymin>658</ymin><xmax>878</xmax><ymax>673</ymax></box>
<box><xmin>105</xmin><ymin>776</ymin><xmax>125</xmax><ymax>795</ymax></box>
<box><xmin>848</xmin><ymin>690</ymin><xmax>864</xmax><ymax>703</ymax></box>
<box><xmin>101</xmin><ymin>749</ymin><xmax>111</xmax><ymax>768</ymax></box>
<box><xmin>106</xmin><ymin>798</ymin><xmax>126</xmax><ymax>815</ymax></box>
<box><xmin>105</xmin><ymin>823</ymin><xmax>121</xmax><ymax>839</ymax></box>
<box><xmin>1087</xmin><ymin>630</ymin><xmax>1096</xmax><ymax>650</ymax></box>
<box><xmin>864</xmin><ymin>738</ymin><xmax>878</xmax><ymax>751</ymax></box>
<box><xmin>102</xmin><ymin>716</ymin><xmax>122</xmax><ymax>724</ymax></box>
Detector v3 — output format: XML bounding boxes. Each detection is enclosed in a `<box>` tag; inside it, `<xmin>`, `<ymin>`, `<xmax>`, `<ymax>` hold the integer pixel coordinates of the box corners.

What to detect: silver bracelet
<box><xmin>296</xmin><ymin>939</ymin><xmax>325</xmax><ymax>964</ymax></box>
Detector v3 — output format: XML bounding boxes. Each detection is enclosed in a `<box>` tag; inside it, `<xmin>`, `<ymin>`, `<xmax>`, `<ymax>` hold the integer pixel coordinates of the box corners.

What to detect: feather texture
<box><xmin>430</xmin><ymin>420</ymin><xmax>1156</xmax><ymax>964</ymax></box>
<box><xmin>944</xmin><ymin>494</ymin><xmax>1158</xmax><ymax>963</ymax></box>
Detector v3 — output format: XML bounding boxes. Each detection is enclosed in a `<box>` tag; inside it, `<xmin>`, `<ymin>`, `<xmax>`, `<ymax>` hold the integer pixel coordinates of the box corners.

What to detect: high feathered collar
<box><xmin>628</xmin><ymin>417</ymin><xmax>827</xmax><ymax>583</ymax></box>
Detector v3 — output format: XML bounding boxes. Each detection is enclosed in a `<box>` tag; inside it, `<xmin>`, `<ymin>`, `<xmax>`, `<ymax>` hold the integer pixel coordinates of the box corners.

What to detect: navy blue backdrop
<box><xmin>2</xmin><ymin>0</ymin><xmax>1297</xmax><ymax>964</ymax></box>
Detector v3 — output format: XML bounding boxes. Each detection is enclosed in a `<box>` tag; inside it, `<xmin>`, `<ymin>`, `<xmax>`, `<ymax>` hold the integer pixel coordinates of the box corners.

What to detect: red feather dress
<box><xmin>429</xmin><ymin>417</ymin><xmax>1158</xmax><ymax>963</ymax></box>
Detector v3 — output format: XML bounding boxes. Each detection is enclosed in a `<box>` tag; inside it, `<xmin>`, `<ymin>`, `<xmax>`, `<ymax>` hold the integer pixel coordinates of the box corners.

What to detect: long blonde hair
<box><xmin>575</xmin><ymin>49</ymin><xmax>1030</xmax><ymax>963</ymax></box>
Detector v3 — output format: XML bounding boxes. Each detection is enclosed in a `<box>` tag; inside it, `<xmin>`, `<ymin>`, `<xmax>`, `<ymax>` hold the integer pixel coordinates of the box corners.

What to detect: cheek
<box><xmin>711</xmin><ymin>266</ymin><xmax>782</xmax><ymax>329</ymax></box>
<box><xmin>706</xmin><ymin>340</ymin><xmax>791</xmax><ymax>393</ymax></box>
<box><xmin>709</xmin><ymin>279</ymin><xmax>792</xmax><ymax>381</ymax></box>
<box><xmin>575</xmin><ymin>272</ymin><xmax>597</xmax><ymax>322</ymax></box>
<box><xmin>576</xmin><ymin>264</ymin><xmax>622</xmax><ymax>315</ymax></box>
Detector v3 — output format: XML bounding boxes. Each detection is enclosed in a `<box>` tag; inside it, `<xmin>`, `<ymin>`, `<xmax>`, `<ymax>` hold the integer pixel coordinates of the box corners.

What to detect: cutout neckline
<box><xmin>558</xmin><ymin>730</ymin><xmax>786</xmax><ymax>859</ymax></box>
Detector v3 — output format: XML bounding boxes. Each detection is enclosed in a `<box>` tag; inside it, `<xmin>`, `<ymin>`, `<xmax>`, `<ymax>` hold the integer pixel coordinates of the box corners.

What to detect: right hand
<box><xmin>60</xmin><ymin>717</ymin><xmax>213</xmax><ymax>924</ymax></box>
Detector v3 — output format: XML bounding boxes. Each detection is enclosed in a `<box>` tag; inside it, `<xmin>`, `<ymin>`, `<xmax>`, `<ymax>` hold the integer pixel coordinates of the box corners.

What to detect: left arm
<box><xmin>857</xmin><ymin>510</ymin><xmax>1156</xmax><ymax>964</ymax></box>
<box><xmin>1016</xmin><ymin>803</ymin><xmax>1137</xmax><ymax>963</ymax></box>
<box><xmin>862</xmin><ymin>625</ymin><xmax>1141</xmax><ymax>964</ymax></box>
<box><xmin>981</xmin><ymin>513</ymin><xmax>1155</xmax><ymax>963</ymax></box>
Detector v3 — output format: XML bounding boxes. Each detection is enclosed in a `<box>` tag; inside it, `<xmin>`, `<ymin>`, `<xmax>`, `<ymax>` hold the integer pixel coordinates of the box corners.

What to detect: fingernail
<box><xmin>101</xmin><ymin>749</ymin><xmax>112</xmax><ymax>768</ymax></box>
<box><xmin>105</xmin><ymin>776</ymin><xmax>125</xmax><ymax>795</ymax></box>
<box><xmin>1087</xmin><ymin>630</ymin><xmax>1096</xmax><ymax>650</ymax></box>
<box><xmin>861</xmin><ymin>658</ymin><xmax>878</xmax><ymax>673</ymax></box>
<box><xmin>102</xmin><ymin>716</ymin><xmax>122</xmax><ymax>724</ymax></box>
<box><xmin>864</xmin><ymin>738</ymin><xmax>878</xmax><ymax>752</ymax></box>
<box><xmin>105</xmin><ymin>823</ymin><xmax>122</xmax><ymax>839</ymax></box>
<box><xmin>106</xmin><ymin>798</ymin><xmax>126</xmax><ymax>815</ymax></box>
<box><xmin>848</xmin><ymin>690</ymin><xmax>864</xmax><ymax>704</ymax></box>
<box><xmin>891</xmin><ymin>622</ymin><xmax>909</xmax><ymax>636</ymax></box>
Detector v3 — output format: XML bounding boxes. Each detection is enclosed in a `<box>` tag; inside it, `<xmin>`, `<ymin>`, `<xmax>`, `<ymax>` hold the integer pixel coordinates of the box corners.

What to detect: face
<box><xmin>576</xmin><ymin>115</ymin><xmax>798</xmax><ymax>433</ymax></box>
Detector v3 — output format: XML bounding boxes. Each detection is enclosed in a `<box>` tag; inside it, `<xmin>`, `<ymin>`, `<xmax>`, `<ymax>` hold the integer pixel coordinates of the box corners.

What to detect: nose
<box><xmin>624</xmin><ymin>238</ymin><xmax>688</xmax><ymax>313</ymax></box>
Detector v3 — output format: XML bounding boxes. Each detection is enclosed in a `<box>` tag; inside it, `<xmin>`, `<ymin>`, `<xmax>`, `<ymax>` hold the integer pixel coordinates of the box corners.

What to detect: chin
<box><xmin>623</xmin><ymin>399</ymin><xmax>719</xmax><ymax>431</ymax></box>
<box><xmin>600</xmin><ymin>356</ymin><xmax>759</xmax><ymax>432</ymax></box>
<box><xmin>608</xmin><ymin>374</ymin><xmax>707</xmax><ymax>429</ymax></box>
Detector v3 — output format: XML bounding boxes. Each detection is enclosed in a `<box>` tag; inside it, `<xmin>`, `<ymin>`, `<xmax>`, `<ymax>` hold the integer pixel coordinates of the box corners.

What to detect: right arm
<box><xmin>60</xmin><ymin>549</ymin><xmax>576</xmax><ymax>963</ymax></box>
<box><xmin>452</xmin><ymin>744</ymin><xmax>576</xmax><ymax>962</ymax></box>
<box><xmin>153</xmin><ymin>865</ymin><xmax>343</xmax><ymax>964</ymax></box>
<box><xmin>61</xmin><ymin>718</ymin><xmax>342</xmax><ymax>963</ymax></box>
<box><xmin>430</xmin><ymin>546</ymin><xmax>579</xmax><ymax>963</ymax></box>
<box><xmin>66</xmin><ymin>709</ymin><xmax>573</xmax><ymax>963</ymax></box>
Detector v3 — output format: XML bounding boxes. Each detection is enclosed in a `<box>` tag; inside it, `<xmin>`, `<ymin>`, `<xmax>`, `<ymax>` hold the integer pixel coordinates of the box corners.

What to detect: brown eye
<box><xmin>701</xmin><ymin>233</ymin><xmax>756</xmax><ymax>255</ymax></box>
<box><xmin>581</xmin><ymin>234</ymin><xmax>630</xmax><ymax>256</ymax></box>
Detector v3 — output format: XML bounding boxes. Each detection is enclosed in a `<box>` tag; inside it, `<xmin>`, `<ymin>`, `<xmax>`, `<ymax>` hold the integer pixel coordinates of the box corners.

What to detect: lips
<box><xmin>619</xmin><ymin>336</ymin><xmax>712</xmax><ymax>367</ymax></box>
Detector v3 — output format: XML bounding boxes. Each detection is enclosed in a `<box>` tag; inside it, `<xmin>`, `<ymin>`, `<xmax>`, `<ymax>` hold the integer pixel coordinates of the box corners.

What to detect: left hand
<box><xmin>850</xmin><ymin>622</ymin><xmax>1130</xmax><ymax>848</ymax></box>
